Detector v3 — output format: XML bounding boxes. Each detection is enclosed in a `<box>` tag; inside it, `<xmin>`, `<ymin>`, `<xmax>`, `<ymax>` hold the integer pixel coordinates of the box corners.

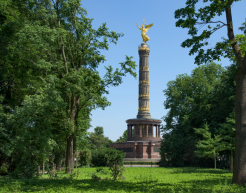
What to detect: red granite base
<box><xmin>109</xmin><ymin>140</ymin><xmax>161</xmax><ymax>159</ymax></box>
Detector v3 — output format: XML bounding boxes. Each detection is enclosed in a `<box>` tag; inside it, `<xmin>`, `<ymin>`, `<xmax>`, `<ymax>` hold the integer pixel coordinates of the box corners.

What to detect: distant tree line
<box><xmin>160</xmin><ymin>61</ymin><xmax>237</xmax><ymax>170</ymax></box>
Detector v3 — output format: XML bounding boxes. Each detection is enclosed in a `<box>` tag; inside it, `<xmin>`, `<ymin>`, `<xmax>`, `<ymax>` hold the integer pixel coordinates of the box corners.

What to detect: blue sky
<box><xmin>82</xmin><ymin>0</ymin><xmax>246</xmax><ymax>142</ymax></box>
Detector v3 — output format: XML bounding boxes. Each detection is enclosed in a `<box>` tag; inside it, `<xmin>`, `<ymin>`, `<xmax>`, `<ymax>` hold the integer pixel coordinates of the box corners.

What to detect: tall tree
<box><xmin>49</xmin><ymin>0</ymin><xmax>137</xmax><ymax>173</ymax></box>
<box><xmin>218</xmin><ymin>109</ymin><xmax>235</xmax><ymax>173</ymax></box>
<box><xmin>0</xmin><ymin>0</ymin><xmax>137</xmax><ymax>175</ymax></box>
<box><xmin>94</xmin><ymin>126</ymin><xmax>104</xmax><ymax>136</ymax></box>
<box><xmin>175</xmin><ymin>0</ymin><xmax>246</xmax><ymax>185</ymax></box>
<box><xmin>194</xmin><ymin>123</ymin><xmax>224</xmax><ymax>169</ymax></box>
<box><xmin>160</xmin><ymin>62</ymin><xmax>233</xmax><ymax>167</ymax></box>
<box><xmin>87</xmin><ymin>127</ymin><xmax>113</xmax><ymax>150</ymax></box>
<box><xmin>0</xmin><ymin>0</ymin><xmax>56</xmax><ymax>175</ymax></box>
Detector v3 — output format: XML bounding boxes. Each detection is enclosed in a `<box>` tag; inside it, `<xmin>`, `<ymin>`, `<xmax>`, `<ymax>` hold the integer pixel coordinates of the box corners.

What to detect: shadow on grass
<box><xmin>0</xmin><ymin>176</ymin><xmax>153</xmax><ymax>192</ymax></box>
<box><xmin>0</xmin><ymin>168</ymin><xmax>244</xmax><ymax>193</ymax></box>
<box><xmin>168</xmin><ymin>167</ymin><xmax>230</xmax><ymax>174</ymax></box>
<box><xmin>178</xmin><ymin>177</ymin><xmax>246</xmax><ymax>192</ymax></box>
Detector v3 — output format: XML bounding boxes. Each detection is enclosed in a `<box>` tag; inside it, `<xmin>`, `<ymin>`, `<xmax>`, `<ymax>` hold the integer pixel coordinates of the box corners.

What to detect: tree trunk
<box><xmin>65</xmin><ymin>135</ymin><xmax>74</xmax><ymax>173</ymax></box>
<box><xmin>214</xmin><ymin>154</ymin><xmax>216</xmax><ymax>169</ymax></box>
<box><xmin>54</xmin><ymin>152</ymin><xmax>63</xmax><ymax>171</ymax></box>
<box><xmin>231</xmin><ymin>154</ymin><xmax>233</xmax><ymax>174</ymax></box>
<box><xmin>229</xmin><ymin>155</ymin><xmax>231</xmax><ymax>172</ymax></box>
<box><xmin>65</xmin><ymin>94</ymin><xmax>76</xmax><ymax>174</ymax></box>
<box><xmin>230</xmin><ymin>149</ymin><xmax>233</xmax><ymax>173</ymax></box>
<box><xmin>224</xmin><ymin>4</ymin><xmax>246</xmax><ymax>186</ymax></box>
<box><xmin>232</xmin><ymin>63</ymin><xmax>246</xmax><ymax>185</ymax></box>
<box><xmin>42</xmin><ymin>161</ymin><xmax>45</xmax><ymax>175</ymax></box>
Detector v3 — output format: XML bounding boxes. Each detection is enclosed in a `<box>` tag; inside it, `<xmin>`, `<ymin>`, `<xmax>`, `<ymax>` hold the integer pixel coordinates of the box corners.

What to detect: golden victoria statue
<box><xmin>136</xmin><ymin>19</ymin><xmax>154</xmax><ymax>43</ymax></box>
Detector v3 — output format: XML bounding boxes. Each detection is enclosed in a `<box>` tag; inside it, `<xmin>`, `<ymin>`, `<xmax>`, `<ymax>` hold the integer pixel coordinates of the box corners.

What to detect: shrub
<box><xmin>46</xmin><ymin>164</ymin><xmax>57</xmax><ymax>179</ymax></box>
<box><xmin>96</xmin><ymin>167</ymin><xmax>109</xmax><ymax>175</ymax></box>
<box><xmin>91</xmin><ymin>148</ymin><xmax>126</xmax><ymax>167</ymax></box>
<box><xmin>91</xmin><ymin>149</ymin><xmax>108</xmax><ymax>167</ymax></box>
<box><xmin>91</xmin><ymin>173</ymin><xmax>102</xmax><ymax>181</ymax></box>
<box><xmin>105</xmin><ymin>148</ymin><xmax>126</xmax><ymax>166</ymax></box>
<box><xmin>79</xmin><ymin>149</ymin><xmax>92</xmax><ymax>166</ymax></box>
<box><xmin>105</xmin><ymin>148</ymin><xmax>126</xmax><ymax>180</ymax></box>
<box><xmin>108</xmin><ymin>163</ymin><xmax>125</xmax><ymax>180</ymax></box>
<box><xmin>96</xmin><ymin>167</ymin><xmax>104</xmax><ymax>173</ymax></box>
<box><xmin>0</xmin><ymin>162</ymin><xmax>8</xmax><ymax>174</ymax></box>
<box><xmin>10</xmin><ymin>158</ymin><xmax>37</xmax><ymax>179</ymax></box>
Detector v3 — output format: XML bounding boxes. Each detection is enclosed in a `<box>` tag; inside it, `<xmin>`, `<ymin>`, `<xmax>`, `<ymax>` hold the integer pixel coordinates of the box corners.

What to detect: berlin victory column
<box><xmin>109</xmin><ymin>19</ymin><xmax>162</xmax><ymax>162</ymax></box>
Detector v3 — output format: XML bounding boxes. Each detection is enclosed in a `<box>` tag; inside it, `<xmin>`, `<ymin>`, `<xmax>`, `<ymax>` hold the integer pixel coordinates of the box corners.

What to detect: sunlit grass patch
<box><xmin>0</xmin><ymin>167</ymin><xmax>246</xmax><ymax>192</ymax></box>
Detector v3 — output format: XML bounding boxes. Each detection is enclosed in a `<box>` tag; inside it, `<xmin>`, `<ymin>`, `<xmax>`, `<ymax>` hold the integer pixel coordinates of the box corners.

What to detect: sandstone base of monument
<box><xmin>109</xmin><ymin>140</ymin><xmax>161</xmax><ymax>159</ymax></box>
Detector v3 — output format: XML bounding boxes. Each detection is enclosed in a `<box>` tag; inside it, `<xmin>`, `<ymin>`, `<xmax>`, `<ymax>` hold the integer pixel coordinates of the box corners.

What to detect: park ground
<box><xmin>1</xmin><ymin>167</ymin><xmax>246</xmax><ymax>193</ymax></box>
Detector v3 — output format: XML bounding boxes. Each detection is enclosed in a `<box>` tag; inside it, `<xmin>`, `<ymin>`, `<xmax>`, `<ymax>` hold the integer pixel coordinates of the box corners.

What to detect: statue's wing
<box><xmin>145</xmin><ymin>23</ymin><xmax>153</xmax><ymax>31</ymax></box>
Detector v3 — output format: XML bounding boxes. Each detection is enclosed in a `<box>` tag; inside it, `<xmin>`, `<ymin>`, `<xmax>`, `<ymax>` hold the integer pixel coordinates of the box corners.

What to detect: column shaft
<box><xmin>127</xmin><ymin>125</ymin><xmax>129</xmax><ymax>138</ymax></box>
<box><xmin>130</xmin><ymin>125</ymin><xmax>132</xmax><ymax>137</ymax></box>
<box><xmin>137</xmin><ymin>43</ymin><xmax>151</xmax><ymax>118</ymax></box>
<box><xmin>127</xmin><ymin>125</ymin><xmax>131</xmax><ymax>138</ymax></box>
<box><xmin>151</xmin><ymin>124</ymin><xmax>154</xmax><ymax>137</ymax></box>
<box><xmin>156</xmin><ymin>125</ymin><xmax>158</xmax><ymax>138</ymax></box>
<box><xmin>146</xmin><ymin>124</ymin><xmax>148</xmax><ymax>137</ymax></box>
<box><xmin>140</xmin><ymin>125</ymin><xmax>142</xmax><ymax>137</ymax></box>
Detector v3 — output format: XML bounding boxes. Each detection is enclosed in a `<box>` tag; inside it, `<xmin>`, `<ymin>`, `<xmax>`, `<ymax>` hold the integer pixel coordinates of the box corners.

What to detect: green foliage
<box><xmin>91</xmin><ymin>172</ymin><xmax>103</xmax><ymax>181</ymax></box>
<box><xmin>91</xmin><ymin>149</ymin><xmax>109</xmax><ymax>167</ymax></box>
<box><xmin>174</xmin><ymin>0</ymin><xmax>243</xmax><ymax>65</ymax></box>
<box><xmin>108</xmin><ymin>163</ymin><xmax>125</xmax><ymax>181</ymax></box>
<box><xmin>91</xmin><ymin>148</ymin><xmax>125</xmax><ymax>167</ymax></box>
<box><xmin>217</xmin><ymin>34</ymin><xmax>246</xmax><ymax>63</ymax></box>
<box><xmin>96</xmin><ymin>167</ymin><xmax>104</xmax><ymax>173</ymax></box>
<box><xmin>194</xmin><ymin>123</ymin><xmax>225</xmax><ymax>169</ymax></box>
<box><xmin>0</xmin><ymin>84</ymin><xmax>66</xmax><ymax>175</ymax></box>
<box><xmin>115</xmin><ymin>129</ymin><xmax>128</xmax><ymax>143</ymax></box>
<box><xmin>218</xmin><ymin>109</ymin><xmax>235</xmax><ymax>153</ymax></box>
<box><xmin>10</xmin><ymin>159</ymin><xmax>37</xmax><ymax>179</ymax></box>
<box><xmin>160</xmin><ymin>61</ymin><xmax>236</xmax><ymax>167</ymax></box>
<box><xmin>105</xmin><ymin>148</ymin><xmax>126</xmax><ymax>167</ymax></box>
<box><xmin>87</xmin><ymin>128</ymin><xmax>114</xmax><ymax>150</ymax></box>
<box><xmin>0</xmin><ymin>0</ymin><xmax>137</xmax><ymax>176</ymax></box>
<box><xmin>79</xmin><ymin>149</ymin><xmax>92</xmax><ymax>166</ymax></box>
<box><xmin>47</xmin><ymin>165</ymin><xmax>58</xmax><ymax>179</ymax></box>
<box><xmin>91</xmin><ymin>148</ymin><xmax>126</xmax><ymax>181</ymax></box>
<box><xmin>0</xmin><ymin>163</ymin><xmax>8</xmax><ymax>174</ymax></box>
<box><xmin>94</xmin><ymin>126</ymin><xmax>104</xmax><ymax>136</ymax></box>
<box><xmin>105</xmin><ymin>148</ymin><xmax>126</xmax><ymax>180</ymax></box>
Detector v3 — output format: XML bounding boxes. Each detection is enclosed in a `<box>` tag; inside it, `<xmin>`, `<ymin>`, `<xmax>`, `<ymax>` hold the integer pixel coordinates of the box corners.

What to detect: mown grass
<box><xmin>0</xmin><ymin>167</ymin><xmax>246</xmax><ymax>193</ymax></box>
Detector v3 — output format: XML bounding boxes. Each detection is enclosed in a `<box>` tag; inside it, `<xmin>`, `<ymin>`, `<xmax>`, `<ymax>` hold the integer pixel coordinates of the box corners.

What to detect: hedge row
<box><xmin>123</xmin><ymin>161</ymin><xmax>159</xmax><ymax>165</ymax></box>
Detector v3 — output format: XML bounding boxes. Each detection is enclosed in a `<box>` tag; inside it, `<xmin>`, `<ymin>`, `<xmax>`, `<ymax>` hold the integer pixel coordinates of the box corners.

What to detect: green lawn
<box><xmin>1</xmin><ymin>167</ymin><xmax>245</xmax><ymax>193</ymax></box>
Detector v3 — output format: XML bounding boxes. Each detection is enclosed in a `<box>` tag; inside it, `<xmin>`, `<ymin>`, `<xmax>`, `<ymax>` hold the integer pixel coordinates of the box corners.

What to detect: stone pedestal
<box><xmin>109</xmin><ymin>118</ymin><xmax>162</xmax><ymax>159</ymax></box>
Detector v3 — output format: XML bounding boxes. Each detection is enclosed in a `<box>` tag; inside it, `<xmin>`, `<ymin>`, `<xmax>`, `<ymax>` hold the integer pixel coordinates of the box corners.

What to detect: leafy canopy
<box><xmin>175</xmin><ymin>0</ymin><xmax>244</xmax><ymax>65</ymax></box>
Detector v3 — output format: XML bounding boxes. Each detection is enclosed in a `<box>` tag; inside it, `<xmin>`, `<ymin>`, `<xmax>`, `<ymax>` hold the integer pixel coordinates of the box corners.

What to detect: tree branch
<box><xmin>225</xmin><ymin>5</ymin><xmax>243</xmax><ymax>66</ymax></box>
<box><xmin>77</xmin><ymin>66</ymin><xmax>125</xmax><ymax>115</ymax></box>
<box><xmin>67</xmin><ymin>33</ymin><xmax>76</xmax><ymax>71</ymax></box>
<box><xmin>61</xmin><ymin>38</ymin><xmax>68</xmax><ymax>74</ymax></box>
<box><xmin>196</xmin><ymin>21</ymin><xmax>227</xmax><ymax>26</ymax></box>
